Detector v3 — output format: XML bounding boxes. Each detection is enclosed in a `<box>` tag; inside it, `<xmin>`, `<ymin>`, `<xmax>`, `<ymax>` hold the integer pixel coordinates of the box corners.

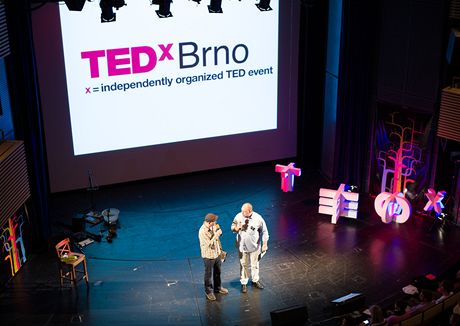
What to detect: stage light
<box><xmin>150</xmin><ymin>0</ymin><xmax>173</xmax><ymax>18</ymax></box>
<box><xmin>347</xmin><ymin>185</ymin><xmax>358</xmax><ymax>193</ymax></box>
<box><xmin>100</xmin><ymin>0</ymin><xmax>126</xmax><ymax>23</ymax></box>
<box><xmin>155</xmin><ymin>0</ymin><xmax>173</xmax><ymax>18</ymax></box>
<box><xmin>208</xmin><ymin>0</ymin><xmax>223</xmax><ymax>13</ymax></box>
<box><xmin>30</xmin><ymin>0</ymin><xmax>87</xmax><ymax>11</ymax></box>
<box><xmin>437</xmin><ymin>212</ymin><xmax>448</xmax><ymax>220</ymax></box>
<box><xmin>64</xmin><ymin>0</ymin><xmax>86</xmax><ymax>11</ymax></box>
<box><xmin>256</xmin><ymin>0</ymin><xmax>272</xmax><ymax>11</ymax></box>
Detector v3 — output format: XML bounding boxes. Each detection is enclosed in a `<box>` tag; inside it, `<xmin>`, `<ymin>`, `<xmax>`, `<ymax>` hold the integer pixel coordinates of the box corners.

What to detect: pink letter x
<box><xmin>423</xmin><ymin>188</ymin><xmax>446</xmax><ymax>216</ymax></box>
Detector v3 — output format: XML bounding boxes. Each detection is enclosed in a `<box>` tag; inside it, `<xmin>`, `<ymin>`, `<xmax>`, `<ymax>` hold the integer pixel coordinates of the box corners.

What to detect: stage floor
<box><xmin>1</xmin><ymin>163</ymin><xmax>459</xmax><ymax>325</ymax></box>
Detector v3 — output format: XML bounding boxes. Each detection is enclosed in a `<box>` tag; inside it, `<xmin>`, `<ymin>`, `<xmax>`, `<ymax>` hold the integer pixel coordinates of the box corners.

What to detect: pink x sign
<box><xmin>423</xmin><ymin>188</ymin><xmax>446</xmax><ymax>216</ymax></box>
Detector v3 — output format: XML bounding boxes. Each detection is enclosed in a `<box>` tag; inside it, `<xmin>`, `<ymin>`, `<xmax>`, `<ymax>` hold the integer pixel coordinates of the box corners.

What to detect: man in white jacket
<box><xmin>231</xmin><ymin>203</ymin><xmax>269</xmax><ymax>293</ymax></box>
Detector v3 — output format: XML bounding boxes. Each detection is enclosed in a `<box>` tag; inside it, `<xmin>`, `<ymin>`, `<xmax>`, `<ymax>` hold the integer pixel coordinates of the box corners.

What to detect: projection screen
<box><xmin>32</xmin><ymin>0</ymin><xmax>300</xmax><ymax>192</ymax></box>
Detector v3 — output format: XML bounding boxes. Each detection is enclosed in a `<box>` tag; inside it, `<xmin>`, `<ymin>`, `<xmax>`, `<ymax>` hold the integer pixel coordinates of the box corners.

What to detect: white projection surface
<box><xmin>59</xmin><ymin>1</ymin><xmax>279</xmax><ymax>155</ymax></box>
<box><xmin>33</xmin><ymin>0</ymin><xmax>298</xmax><ymax>192</ymax></box>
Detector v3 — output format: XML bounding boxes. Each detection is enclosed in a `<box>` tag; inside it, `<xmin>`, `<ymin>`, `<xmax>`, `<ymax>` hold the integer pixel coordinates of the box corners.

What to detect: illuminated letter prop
<box><xmin>423</xmin><ymin>188</ymin><xmax>446</xmax><ymax>216</ymax></box>
<box><xmin>275</xmin><ymin>163</ymin><xmax>301</xmax><ymax>192</ymax></box>
<box><xmin>319</xmin><ymin>184</ymin><xmax>359</xmax><ymax>224</ymax></box>
<box><xmin>374</xmin><ymin>192</ymin><xmax>411</xmax><ymax>224</ymax></box>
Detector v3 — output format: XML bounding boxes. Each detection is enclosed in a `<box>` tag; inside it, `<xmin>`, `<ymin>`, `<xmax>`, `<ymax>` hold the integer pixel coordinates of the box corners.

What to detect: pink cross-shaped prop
<box><xmin>423</xmin><ymin>188</ymin><xmax>446</xmax><ymax>216</ymax></box>
<box><xmin>275</xmin><ymin>163</ymin><xmax>301</xmax><ymax>192</ymax></box>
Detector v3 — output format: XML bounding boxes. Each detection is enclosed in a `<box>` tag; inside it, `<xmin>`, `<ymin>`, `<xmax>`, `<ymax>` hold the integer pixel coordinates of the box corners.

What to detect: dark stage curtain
<box><xmin>297</xmin><ymin>0</ymin><xmax>328</xmax><ymax>169</ymax></box>
<box><xmin>332</xmin><ymin>0</ymin><xmax>381</xmax><ymax>193</ymax></box>
<box><xmin>5</xmin><ymin>0</ymin><xmax>51</xmax><ymax>245</ymax></box>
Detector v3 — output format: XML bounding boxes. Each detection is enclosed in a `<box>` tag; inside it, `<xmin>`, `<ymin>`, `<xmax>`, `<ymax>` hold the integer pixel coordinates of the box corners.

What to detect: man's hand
<box><xmin>262</xmin><ymin>243</ymin><xmax>268</xmax><ymax>252</ymax></box>
<box><xmin>231</xmin><ymin>222</ymin><xmax>241</xmax><ymax>233</ymax></box>
<box><xmin>215</xmin><ymin>228</ymin><xmax>222</xmax><ymax>237</ymax></box>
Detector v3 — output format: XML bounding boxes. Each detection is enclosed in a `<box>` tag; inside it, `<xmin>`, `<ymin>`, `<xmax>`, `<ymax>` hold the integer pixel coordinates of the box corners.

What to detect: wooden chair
<box><xmin>400</xmin><ymin>312</ymin><xmax>422</xmax><ymax>326</ymax></box>
<box><xmin>439</xmin><ymin>291</ymin><xmax>460</xmax><ymax>324</ymax></box>
<box><xmin>421</xmin><ymin>302</ymin><xmax>443</xmax><ymax>325</ymax></box>
<box><xmin>443</xmin><ymin>291</ymin><xmax>460</xmax><ymax>312</ymax></box>
<box><xmin>55</xmin><ymin>238</ymin><xmax>89</xmax><ymax>288</ymax></box>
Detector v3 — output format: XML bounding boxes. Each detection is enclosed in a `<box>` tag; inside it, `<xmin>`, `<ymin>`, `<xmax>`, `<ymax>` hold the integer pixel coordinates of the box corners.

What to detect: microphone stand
<box><xmin>86</xmin><ymin>170</ymin><xmax>99</xmax><ymax>213</ymax></box>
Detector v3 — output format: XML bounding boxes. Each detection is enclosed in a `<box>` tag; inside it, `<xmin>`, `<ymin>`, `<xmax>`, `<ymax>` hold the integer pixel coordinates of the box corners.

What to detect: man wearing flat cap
<box><xmin>198</xmin><ymin>213</ymin><xmax>229</xmax><ymax>301</ymax></box>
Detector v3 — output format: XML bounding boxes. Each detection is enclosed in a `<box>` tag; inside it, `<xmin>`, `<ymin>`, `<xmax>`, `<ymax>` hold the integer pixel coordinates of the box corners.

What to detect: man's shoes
<box><xmin>215</xmin><ymin>287</ymin><xmax>229</xmax><ymax>294</ymax></box>
<box><xmin>241</xmin><ymin>284</ymin><xmax>248</xmax><ymax>293</ymax></box>
<box><xmin>252</xmin><ymin>281</ymin><xmax>264</xmax><ymax>289</ymax></box>
<box><xmin>206</xmin><ymin>292</ymin><xmax>216</xmax><ymax>301</ymax></box>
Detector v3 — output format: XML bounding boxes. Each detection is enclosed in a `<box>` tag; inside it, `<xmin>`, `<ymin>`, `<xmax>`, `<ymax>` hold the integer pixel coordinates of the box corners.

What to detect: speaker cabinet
<box><xmin>330</xmin><ymin>293</ymin><xmax>366</xmax><ymax>315</ymax></box>
<box><xmin>270</xmin><ymin>304</ymin><xmax>308</xmax><ymax>325</ymax></box>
